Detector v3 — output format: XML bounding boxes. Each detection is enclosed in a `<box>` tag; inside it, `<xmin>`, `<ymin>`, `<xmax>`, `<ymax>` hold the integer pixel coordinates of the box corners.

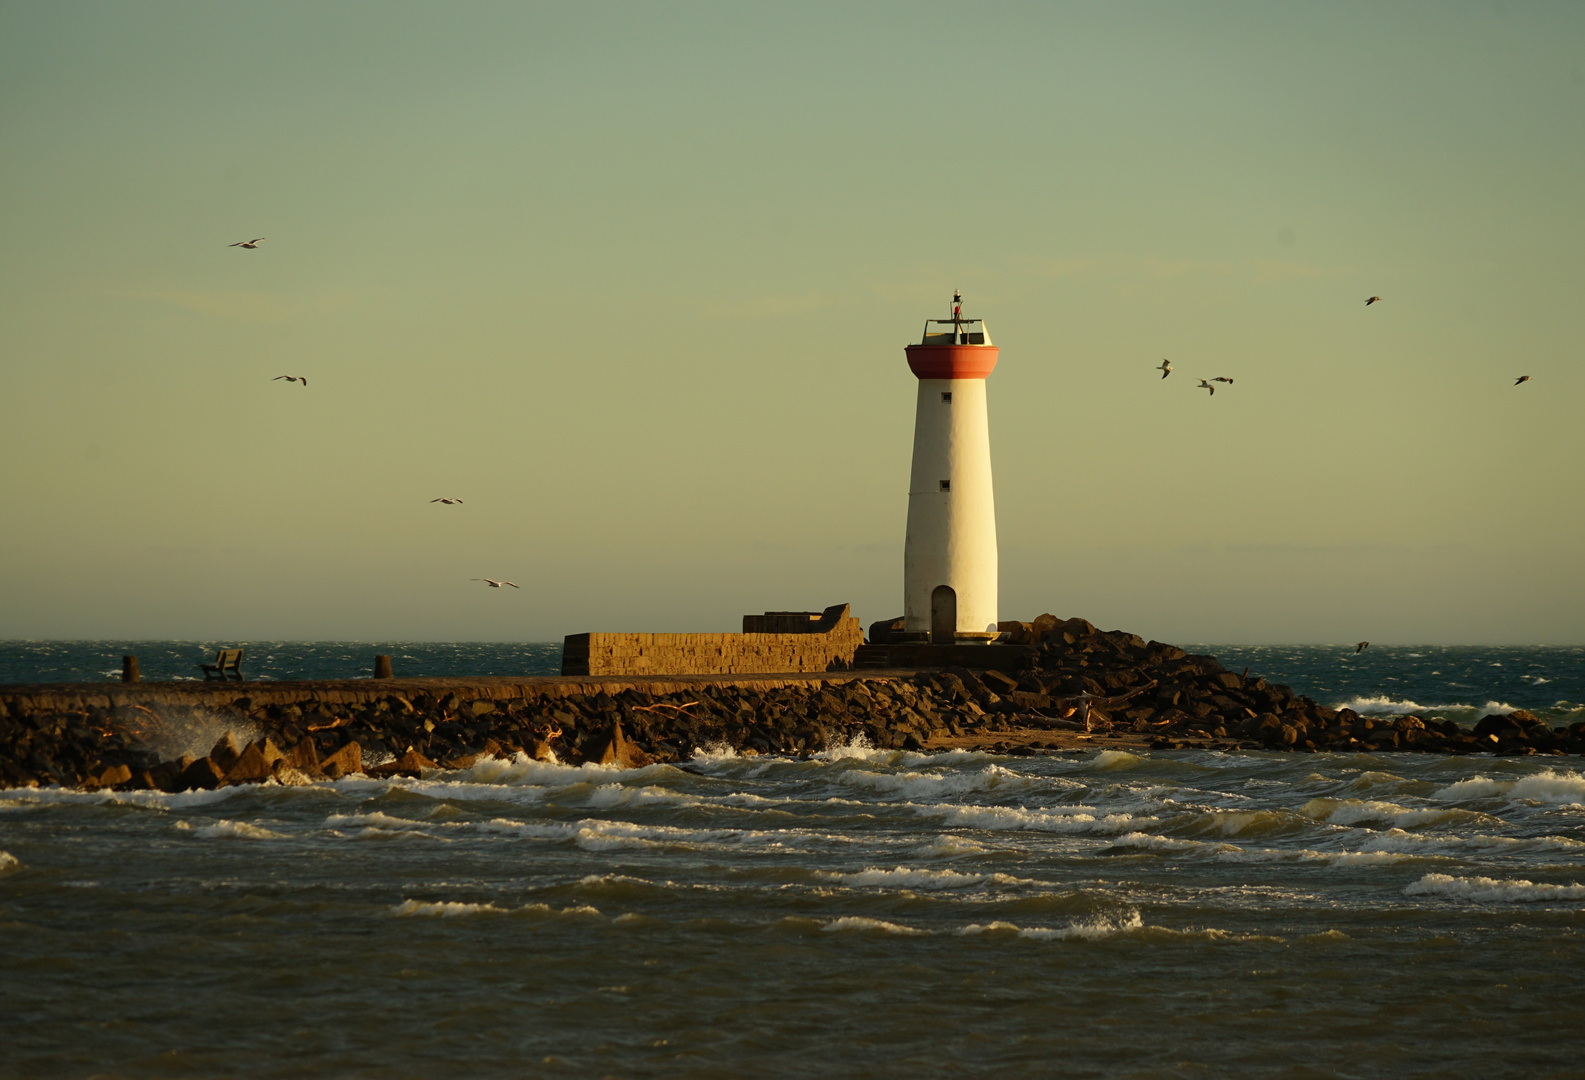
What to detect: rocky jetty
<box><xmin>2</xmin><ymin>616</ymin><xmax>1579</xmax><ymax>791</ymax></box>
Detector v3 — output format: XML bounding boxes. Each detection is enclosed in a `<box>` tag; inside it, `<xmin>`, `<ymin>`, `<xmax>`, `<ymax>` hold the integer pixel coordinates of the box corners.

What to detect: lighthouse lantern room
<box><xmin>902</xmin><ymin>291</ymin><xmax>1000</xmax><ymax>644</ymax></box>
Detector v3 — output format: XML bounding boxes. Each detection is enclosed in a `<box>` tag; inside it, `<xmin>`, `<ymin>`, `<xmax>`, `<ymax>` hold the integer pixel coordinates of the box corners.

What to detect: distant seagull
<box><xmin>1365</xmin><ymin>296</ymin><xmax>1381</xmax><ymax>305</ymax></box>
<box><xmin>271</xmin><ymin>375</ymin><xmax>307</xmax><ymax>386</ymax></box>
<box><xmin>1212</xmin><ymin>376</ymin><xmax>1234</xmax><ymax>384</ymax></box>
<box><xmin>1356</xmin><ymin>641</ymin><xmax>1370</xmax><ymax>654</ymax></box>
<box><xmin>1157</xmin><ymin>359</ymin><xmax>1172</xmax><ymax>379</ymax></box>
<box><xmin>471</xmin><ymin>578</ymin><xmax>518</xmax><ymax>589</ymax></box>
<box><xmin>230</xmin><ymin>238</ymin><xmax>266</xmax><ymax>249</ymax></box>
<box><xmin>1514</xmin><ymin>375</ymin><xmax>1532</xmax><ymax>386</ymax></box>
<box><xmin>430</xmin><ymin>497</ymin><xmax>463</xmax><ymax>505</ymax></box>
<box><xmin>1197</xmin><ymin>379</ymin><xmax>1215</xmax><ymax>396</ymax></box>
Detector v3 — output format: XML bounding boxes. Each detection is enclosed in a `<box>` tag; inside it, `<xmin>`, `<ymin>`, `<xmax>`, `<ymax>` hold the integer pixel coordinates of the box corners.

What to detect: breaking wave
<box><xmin>1404</xmin><ymin>873</ymin><xmax>1585</xmax><ymax>903</ymax></box>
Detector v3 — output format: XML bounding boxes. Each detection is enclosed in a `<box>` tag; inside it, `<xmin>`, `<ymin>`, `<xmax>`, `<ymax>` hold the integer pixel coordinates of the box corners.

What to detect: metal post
<box><xmin>122</xmin><ymin>656</ymin><xmax>141</xmax><ymax>683</ymax></box>
<box><xmin>374</xmin><ymin>655</ymin><xmax>393</xmax><ymax>679</ymax></box>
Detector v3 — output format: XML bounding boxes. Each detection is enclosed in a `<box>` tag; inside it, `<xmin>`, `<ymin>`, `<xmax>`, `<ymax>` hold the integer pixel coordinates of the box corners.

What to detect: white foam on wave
<box><xmin>393</xmin><ymin>898</ymin><xmax>602</xmax><ymax>918</ymax></box>
<box><xmin>823</xmin><ymin>866</ymin><xmax>1033</xmax><ymax>890</ymax></box>
<box><xmin>1113</xmin><ymin>831</ymin><xmax>1227</xmax><ymax>853</ymax></box>
<box><xmin>810</xmin><ymin>733</ymin><xmax>882</xmax><ymax>762</ymax></box>
<box><xmin>838</xmin><ymin>764</ymin><xmax>1027</xmax><ymax>800</ymax></box>
<box><xmin>0</xmin><ymin>851</ymin><xmax>19</xmax><ymax>873</ymax></box>
<box><xmin>1300</xmin><ymin>797</ymin><xmax>1492</xmax><ymax>829</ymax></box>
<box><xmin>393</xmin><ymin>899</ymin><xmax>507</xmax><ymax>917</ymax></box>
<box><xmin>912</xmin><ymin>834</ymin><xmax>986</xmax><ymax>857</ymax></box>
<box><xmin>325</xmin><ymin>811</ymin><xmax>432</xmax><ymax>831</ymax></box>
<box><xmin>909</xmin><ymin>801</ymin><xmax>1144</xmax><ymax>835</ymax></box>
<box><xmin>820</xmin><ymin>916</ymin><xmax>925</xmax><ymax>935</ymax></box>
<box><xmin>1405</xmin><ymin>873</ymin><xmax>1585</xmax><ymax>903</ymax></box>
<box><xmin>1432</xmin><ymin>769</ymin><xmax>1585</xmax><ymax>807</ymax></box>
<box><xmin>476</xmin><ymin>815</ymin><xmax>790</xmax><ymax>853</ymax></box>
<box><xmin>583</xmin><ymin>784</ymin><xmax>700</xmax><ymax>810</ymax></box>
<box><xmin>959</xmin><ymin>912</ymin><xmax>1144</xmax><ymax>941</ymax></box>
<box><xmin>191</xmin><ymin>819</ymin><xmax>285</xmax><ymax>840</ymax></box>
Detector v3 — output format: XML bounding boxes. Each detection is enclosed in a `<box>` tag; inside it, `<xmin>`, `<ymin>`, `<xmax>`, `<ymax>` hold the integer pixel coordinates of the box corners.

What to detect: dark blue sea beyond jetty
<box><xmin>3</xmin><ymin>642</ymin><xmax>1585</xmax><ymax>1078</ymax></box>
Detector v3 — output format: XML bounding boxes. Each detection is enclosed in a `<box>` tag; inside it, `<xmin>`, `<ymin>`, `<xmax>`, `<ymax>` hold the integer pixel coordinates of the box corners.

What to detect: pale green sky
<box><xmin>2</xmin><ymin>1</ymin><xmax>1581</xmax><ymax>644</ymax></box>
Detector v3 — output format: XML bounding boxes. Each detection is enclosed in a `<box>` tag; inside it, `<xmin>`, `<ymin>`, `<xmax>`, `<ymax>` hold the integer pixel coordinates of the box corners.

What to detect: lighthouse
<box><xmin>903</xmin><ymin>291</ymin><xmax>1000</xmax><ymax>644</ymax></box>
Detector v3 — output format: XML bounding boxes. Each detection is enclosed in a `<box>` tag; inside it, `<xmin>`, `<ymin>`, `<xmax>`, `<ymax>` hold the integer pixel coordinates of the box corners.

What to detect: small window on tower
<box><xmin>939</xmin><ymin>480</ymin><xmax>951</xmax><ymax>493</ymax></box>
<box><xmin>941</xmin><ymin>392</ymin><xmax>952</xmax><ymax>403</ymax></box>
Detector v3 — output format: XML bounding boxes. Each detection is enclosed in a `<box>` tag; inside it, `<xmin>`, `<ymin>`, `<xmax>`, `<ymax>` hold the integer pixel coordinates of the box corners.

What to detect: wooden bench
<box><xmin>199</xmin><ymin>648</ymin><xmax>245</xmax><ymax>681</ymax></box>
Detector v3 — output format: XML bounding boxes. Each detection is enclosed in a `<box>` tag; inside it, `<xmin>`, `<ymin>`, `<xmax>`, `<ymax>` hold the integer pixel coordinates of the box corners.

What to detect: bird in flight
<box><xmin>272</xmin><ymin>375</ymin><xmax>307</xmax><ymax>386</ymax></box>
<box><xmin>471</xmin><ymin>578</ymin><xmax>518</xmax><ymax>589</ymax></box>
<box><xmin>1197</xmin><ymin>379</ymin><xmax>1215</xmax><ymax>396</ymax></box>
<box><xmin>1355</xmin><ymin>641</ymin><xmax>1370</xmax><ymax>654</ymax></box>
<box><xmin>1514</xmin><ymin>376</ymin><xmax>1532</xmax><ymax>386</ymax></box>
<box><xmin>1365</xmin><ymin>296</ymin><xmax>1381</xmax><ymax>305</ymax></box>
<box><xmin>430</xmin><ymin>498</ymin><xmax>463</xmax><ymax>505</ymax></box>
<box><xmin>1156</xmin><ymin>359</ymin><xmax>1172</xmax><ymax>379</ymax></box>
<box><xmin>230</xmin><ymin>238</ymin><xmax>266</xmax><ymax>249</ymax></box>
<box><xmin>1212</xmin><ymin>376</ymin><xmax>1234</xmax><ymax>385</ymax></box>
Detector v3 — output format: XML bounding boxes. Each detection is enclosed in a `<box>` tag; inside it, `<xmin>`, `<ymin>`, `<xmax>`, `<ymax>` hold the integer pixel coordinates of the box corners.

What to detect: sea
<box><xmin>3</xmin><ymin>642</ymin><xmax>1585</xmax><ymax>1079</ymax></box>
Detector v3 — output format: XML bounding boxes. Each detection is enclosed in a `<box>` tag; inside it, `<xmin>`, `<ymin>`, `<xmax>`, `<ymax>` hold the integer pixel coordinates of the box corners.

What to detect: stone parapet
<box><xmin>563</xmin><ymin>603</ymin><xmax>863</xmax><ymax>676</ymax></box>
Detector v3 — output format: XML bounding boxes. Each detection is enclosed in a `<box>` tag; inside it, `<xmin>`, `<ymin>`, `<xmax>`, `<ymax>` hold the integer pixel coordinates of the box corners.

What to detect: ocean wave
<box><xmin>820</xmin><ymin>916</ymin><xmax>926</xmax><ymax>935</ymax></box>
<box><xmin>582</xmin><ymin>783</ymin><xmax>701</xmax><ymax>810</ymax></box>
<box><xmin>959</xmin><ymin>912</ymin><xmax>1144</xmax><ymax>941</ymax></box>
<box><xmin>1331</xmin><ymin>696</ymin><xmax>1530</xmax><ymax>719</ymax></box>
<box><xmin>0</xmin><ymin>851</ymin><xmax>19</xmax><ymax>873</ymax></box>
<box><xmin>1432</xmin><ymin>769</ymin><xmax>1585</xmax><ymax>806</ymax></box>
<box><xmin>392</xmin><ymin>899</ymin><xmax>507</xmax><ymax>917</ymax></box>
<box><xmin>325</xmin><ymin>811</ymin><xmax>433</xmax><ymax>831</ymax></box>
<box><xmin>1404</xmin><ymin>873</ymin><xmax>1585</xmax><ymax>903</ymax></box>
<box><xmin>191</xmin><ymin>819</ymin><xmax>286</xmax><ymax>840</ymax></box>
<box><xmin>1299</xmin><ymin>798</ymin><xmax>1494</xmax><ymax>829</ymax></box>
<box><xmin>911</xmin><ymin>835</ymin><xmax>987</xmax><ymax>858</ymax></box>
<box><xmin>476</xmin><ymin>816</ymin><xmax>788</xmax><ymax>852</ymax></box>
<box><xmin>908</xmin><ymin>801</ymin><xmax>1144</xmax><ymax>835</ymax></box>
<box><xmin>824</xmin><ymin>866</ymin><xmax>1033</xmax><ymax>891</ymax></box>
<box><xmin>838</xmin><ymin>764</ymin><xmax>1028</xmax><ymax>800</ymax></box>
<box><xmin>1188</xmin><ymin>809</ymin><xmax>1304</xmax><ymax>837</ymax></box>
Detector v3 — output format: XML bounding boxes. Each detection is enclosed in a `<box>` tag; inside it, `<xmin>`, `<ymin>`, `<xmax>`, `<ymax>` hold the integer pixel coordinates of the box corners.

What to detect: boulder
<box><xmin>208</xmin><ymin>733</ymin><xmax>242</xmax><ymax>773</ymax></box>
<box><xmin>177</xmin><ymin>757</ymin><xmax>225</xmax><ymax>791</ymax></box>
<box><xmin>280</xmin><ymin>740</ymin><xmax>320</xmax><ymax>773</ymax></box>
<box><xmin>318</xmin><ymin>742</ymin><xmax>363</xmax><ymax>779</ymax></box>
<box><xmin>469</xmin><ymin>699</ymin><xmax>497</xmax><ymax>717</ymax></box>
<box><xmin>592</xmin><ymin>719</ymin><xmax>652</xmax><ymax>769</ymax></box>
<box><xmin>223</xmin><ymin>743</ymin><xmax>275</xmax><ymax>785</ymax></box>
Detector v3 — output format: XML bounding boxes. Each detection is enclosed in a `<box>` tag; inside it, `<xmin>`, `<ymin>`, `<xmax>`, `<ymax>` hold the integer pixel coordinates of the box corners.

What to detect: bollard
<box><xmin>122</xmin><ymin>656</ymin><xmax>141</xmax><ymax>683</ymax></box>
<box><xmin>373</xmin><ymin>654</ymin><xmax>393</xmax><ymax>679</ymax></box>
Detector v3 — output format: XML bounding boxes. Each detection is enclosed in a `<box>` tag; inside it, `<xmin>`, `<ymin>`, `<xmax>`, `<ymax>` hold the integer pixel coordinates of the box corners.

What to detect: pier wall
<box><xmin>562</xmin><ymin>604</ymin><xmax>864</xmax><ymax>676</ymax></box>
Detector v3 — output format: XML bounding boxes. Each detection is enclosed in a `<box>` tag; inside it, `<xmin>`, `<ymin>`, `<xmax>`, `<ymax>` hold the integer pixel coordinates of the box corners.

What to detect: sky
<box><xmin>1</xmin><ymin>1</ymin><xmax>1581</xmax><ymax>645</ymax></box>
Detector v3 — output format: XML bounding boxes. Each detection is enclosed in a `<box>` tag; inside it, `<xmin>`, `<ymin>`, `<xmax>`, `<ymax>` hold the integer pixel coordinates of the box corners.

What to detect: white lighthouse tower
<box><xmin>903</xmin><ymin>291</ymin><xmax>1000</xmax><ymax>644</ymax></box>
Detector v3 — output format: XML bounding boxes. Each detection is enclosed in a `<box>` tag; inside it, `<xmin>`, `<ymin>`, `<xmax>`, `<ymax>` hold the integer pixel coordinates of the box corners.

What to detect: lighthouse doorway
<box><xmin>930</xmin><ymin>586</ymin><xmax>957</xmax><ymax>644</ymax></box>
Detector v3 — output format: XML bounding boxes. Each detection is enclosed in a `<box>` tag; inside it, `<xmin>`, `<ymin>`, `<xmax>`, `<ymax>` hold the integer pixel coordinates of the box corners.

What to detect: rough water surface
<box><xmin>4</xmin><ymin>743</ymin><xmax>1585</xmax><ymax>1078</ymax></box>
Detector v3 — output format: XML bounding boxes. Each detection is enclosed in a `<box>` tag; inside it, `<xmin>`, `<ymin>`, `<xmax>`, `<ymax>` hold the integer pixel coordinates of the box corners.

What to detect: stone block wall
<box><xmin>563</xmin><ymin>604</ymin><xmax>864</xmax><ymax>676</ymax></box>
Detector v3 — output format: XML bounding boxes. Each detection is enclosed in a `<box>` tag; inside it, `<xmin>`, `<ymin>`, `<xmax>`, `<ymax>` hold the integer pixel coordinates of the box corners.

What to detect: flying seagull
<box><xmin>271</xmin><ymin>375</ymin><xmax>307</xmax><ymax>386</ymax></box>
<box><xmin>1365</xmin><ymin>296</ymin><xmax>1381</xmax><ymax>305</ymax></box>
<box><xmin>1356</xmin><ymin>641</ymin><xmax>1369</xmax><ymax>654</ymax></box>
<box><xmin>230</xmin><ymin>238</ymin><xmax>266</xmax><ymax>249</ymax></box>
<box><xmin>1197</xmin><ymin>379</ymin><xmax>1215</xmax><ymax>396</ymax></box>
<box><xmin>1514</xmin><ymin>376</ymin><xmax>1532</xmax><ymax>386</ymax></box>
<box><xmin>1212</xmin><ymin>377</ymin><xmax>1234</xmax><ymax>384</ymax></box>
<box><xmin>430</xmin><ymin>498</ymin><xmax>463</xmax><ymax>505</ymax></box>
<box><xmin>471</xmin><ymin>578</ymin><xmax>519</xmax><ymax>589</ymax></box>
<box><xmin>1157</xmin><ymin>359</ymin><xmax>1172</xmax><ymax>379</ymax></box>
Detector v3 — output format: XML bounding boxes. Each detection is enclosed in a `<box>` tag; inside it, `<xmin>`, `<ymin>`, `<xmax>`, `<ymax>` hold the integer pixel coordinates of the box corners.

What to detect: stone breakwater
<box><xmin>3</xmin><ymin>617</ymin><xmax>1580</xmax><ymax>792</ymax></box>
